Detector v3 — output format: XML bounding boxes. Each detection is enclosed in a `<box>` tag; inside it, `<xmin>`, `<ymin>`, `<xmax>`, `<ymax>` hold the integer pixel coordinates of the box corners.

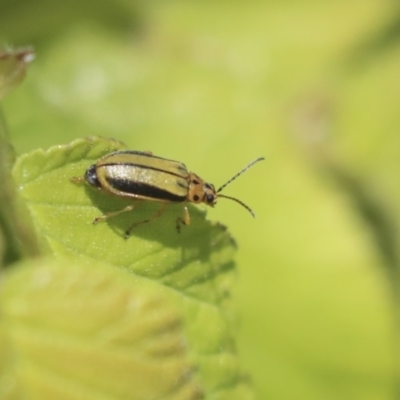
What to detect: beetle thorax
<box><xmin>187</xmin><ymin>172</ymin><xmax>217</xmax><ymax>206</ymax></box>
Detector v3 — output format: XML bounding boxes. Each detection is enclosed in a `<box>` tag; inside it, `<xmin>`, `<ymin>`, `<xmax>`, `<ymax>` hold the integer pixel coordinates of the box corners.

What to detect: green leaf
<box><xmin>9</xmin><ymin>137</ymin><xmax>252</xmax><ymax>399</ymax></box>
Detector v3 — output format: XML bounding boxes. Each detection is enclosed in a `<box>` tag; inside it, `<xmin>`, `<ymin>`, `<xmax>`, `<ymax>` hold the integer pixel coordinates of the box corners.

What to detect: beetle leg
<box><xmin>175</xmin><ymin>206</ymin><xmax>191</xmax><ymax>233</ymax></box>
<box><xmin>93</xmin><ymin>203</ymin><xmax>139</xmax><ymax>225</ymax></box>
<box><xmin>70</xmin><ymin>176</ymin><xmax>85</xmax><ymax>184</ymax></box>
<box><xmin>124</xmin><ymin>203</ymin><xmax>167</xmax><ymax>238</ymax></box>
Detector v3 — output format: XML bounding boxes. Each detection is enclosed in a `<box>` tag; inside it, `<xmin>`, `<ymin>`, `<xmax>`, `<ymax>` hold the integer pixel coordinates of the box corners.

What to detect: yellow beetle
<box><xmin>73</xmin><ymin>150</ymin><xmax>264</xmax><ymax>237</ymax></box>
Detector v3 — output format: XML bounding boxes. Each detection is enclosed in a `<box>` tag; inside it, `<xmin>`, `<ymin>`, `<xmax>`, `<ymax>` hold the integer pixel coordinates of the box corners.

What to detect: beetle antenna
<box><xmin>218</xmin><ymin>194</ymin><xmax>256</xmax><ymax>218</ymax></box>
<box><xmin>216</xmin><ymin>157</ymin><xmax>265</xmax><ymax>193</ymax></box>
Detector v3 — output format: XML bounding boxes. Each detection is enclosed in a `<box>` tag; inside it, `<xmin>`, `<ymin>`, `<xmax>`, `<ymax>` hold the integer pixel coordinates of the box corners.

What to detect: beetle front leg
<box><xmin>176</xmin><ymin>205</ymin><xmax>190</xmax><ymax>233</ymax></box>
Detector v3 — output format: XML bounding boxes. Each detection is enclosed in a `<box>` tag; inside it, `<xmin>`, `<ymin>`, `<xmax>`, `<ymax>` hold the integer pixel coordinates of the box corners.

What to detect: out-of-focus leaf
<box><xmin>0</xmin><ymin>257</ymin><xmax>202</xmax><ymax>399</ymax></box>
<box><xmin>0</xmin><ymin>48</ymin><xmax>34</xmax><ymax>100</ymax></box>
<box><xmin>0</xmin><ymin>48</ymin><xmax>39</xmax><ymax>266</ymax></box>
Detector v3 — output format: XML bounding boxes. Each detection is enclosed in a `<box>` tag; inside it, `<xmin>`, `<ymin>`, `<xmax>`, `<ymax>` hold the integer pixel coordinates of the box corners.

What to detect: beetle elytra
<box><xmin>72</xmin><ymin>150</ymin><xmax>264</xmax><ymax>237</ymax></box>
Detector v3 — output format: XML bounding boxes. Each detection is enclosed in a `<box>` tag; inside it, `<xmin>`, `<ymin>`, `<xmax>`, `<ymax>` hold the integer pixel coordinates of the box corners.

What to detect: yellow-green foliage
<box><xmin>1</xmin><ymin>1</ymin><xmax>400</xmax><ymax>399</ymax></box>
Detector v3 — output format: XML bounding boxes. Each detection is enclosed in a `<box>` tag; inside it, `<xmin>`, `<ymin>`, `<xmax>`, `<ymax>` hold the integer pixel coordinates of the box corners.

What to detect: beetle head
<box><xmin>188</xmin><ymin>173</ymin><xmax>217</xmax><ymax>206</ymax></box>
<box><xmin>187</xmin><ymin>172</ymin><xmax>254</xmax><ymax>215</ymax></box>
<box><xmin>188</xmin><ymin>157</ymin><xmax>264</xmax><ymax>216</ymax></box>
<box><xmin>189</xmin><ymin>175</ymin><xmax>254</xmax><ymax>215</ymax></box>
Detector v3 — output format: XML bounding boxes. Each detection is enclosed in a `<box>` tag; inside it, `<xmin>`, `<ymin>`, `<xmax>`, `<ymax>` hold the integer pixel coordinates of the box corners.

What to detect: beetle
<box><xmin>72</xmin><ymin>150</ymin><xmax>264</xmax><ymax>237</ymax></box>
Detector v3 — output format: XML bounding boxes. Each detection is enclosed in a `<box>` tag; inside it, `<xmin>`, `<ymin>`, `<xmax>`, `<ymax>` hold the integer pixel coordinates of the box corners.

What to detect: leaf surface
<box><xmin>8</xmin><ymin>137</ymin><xmax>252</xmax><ymax>399</ymax></box>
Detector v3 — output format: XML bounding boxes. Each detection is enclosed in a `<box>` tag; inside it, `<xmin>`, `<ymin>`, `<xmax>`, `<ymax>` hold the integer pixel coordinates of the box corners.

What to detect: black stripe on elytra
<box><xmin>106</xmin><ymin>177</ymin><xmax>186</xmax><ymax>202</ymax></box>
<box><xmin>102</xmin><ymin>162</ymin><xmax>188</xmax><ymax>178</ymax></box>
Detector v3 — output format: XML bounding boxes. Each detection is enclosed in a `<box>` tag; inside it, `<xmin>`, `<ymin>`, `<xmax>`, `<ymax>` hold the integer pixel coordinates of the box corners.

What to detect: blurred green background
<box><xmin>1</xmin><ymin>0</ymin><xmax>400</xmax><ymax>398</ymax></box>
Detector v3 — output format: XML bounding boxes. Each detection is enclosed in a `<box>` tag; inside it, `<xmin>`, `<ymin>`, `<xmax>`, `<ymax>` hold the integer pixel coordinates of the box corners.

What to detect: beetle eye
<box><xmin>206</xmin><ymin>193</ymin><xmax>214</xmax><ymax>204</ymax></box>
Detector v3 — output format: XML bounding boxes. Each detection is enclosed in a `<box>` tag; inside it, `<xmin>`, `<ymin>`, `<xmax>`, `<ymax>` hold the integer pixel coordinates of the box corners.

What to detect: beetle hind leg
<box><xmin>70</xmin><ymin>176</ymin><xmax>85</xmax><ymax>184</ymax></box>
<box><xmin>93</xmin><ymin>203</ymin><xmax>138</xmax><ymax>225</ymax></box>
